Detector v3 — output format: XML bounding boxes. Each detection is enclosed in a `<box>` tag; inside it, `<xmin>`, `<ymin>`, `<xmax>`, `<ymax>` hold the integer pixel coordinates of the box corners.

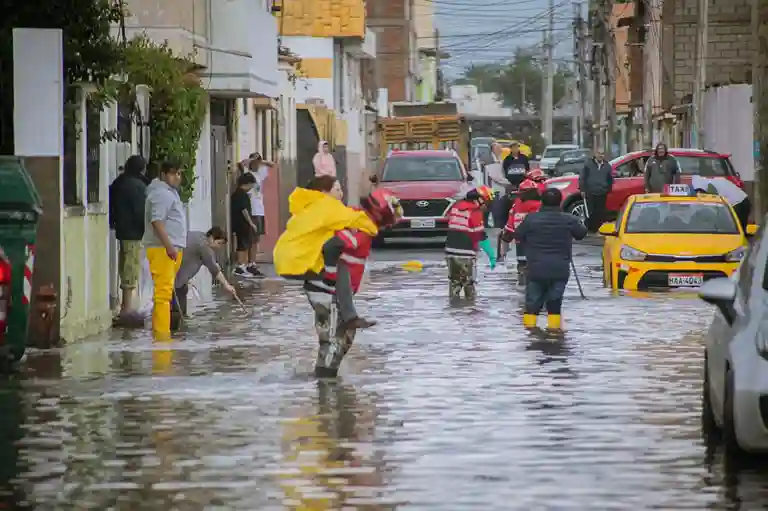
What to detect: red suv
<box><xmin>544</xmin><ymin>148</ymin><xmax>744</xmax><ymax>221</ymax></box>
<box><xmin>374</xmin><ymin>150</ymin><xmax>471</xmax><ymax>242</ymax></box>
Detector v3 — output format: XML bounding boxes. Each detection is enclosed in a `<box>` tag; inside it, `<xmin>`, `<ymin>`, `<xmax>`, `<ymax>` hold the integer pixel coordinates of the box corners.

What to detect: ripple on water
<box><xmin>3</xmin><ymin>249</ymin><xmax>768</xmax><ymax>509</ymax></box>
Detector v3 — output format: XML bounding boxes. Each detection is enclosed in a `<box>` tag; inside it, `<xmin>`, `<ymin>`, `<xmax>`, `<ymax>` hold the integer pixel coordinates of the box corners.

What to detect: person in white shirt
<box><xmin>238</xmin><ymin>152</ymin><xmax>277</xmax><ymax>277</ymax></box>
<box><xmin>691</xmin><ymin>175</ymin><xmax>751</xmax><ymax>231</ymax></box>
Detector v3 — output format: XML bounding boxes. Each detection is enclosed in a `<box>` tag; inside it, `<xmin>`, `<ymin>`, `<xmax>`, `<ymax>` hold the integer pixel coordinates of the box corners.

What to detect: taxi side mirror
<box><xmin>746</xmin><ymin>224</ymin><xmax>758</xmax><ymax>235</ymax></box>
<box><xmin>598</xmin><ymin>222</ymin><xmax>617</xmax><ymax>236</ymax></box>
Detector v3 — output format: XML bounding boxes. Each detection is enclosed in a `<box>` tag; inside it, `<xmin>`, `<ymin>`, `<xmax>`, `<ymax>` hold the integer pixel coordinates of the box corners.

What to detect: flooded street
<box><xmin>3</xmin><ymin>241</ymin><xmax>768</xmax><ymax>509</ymax></box>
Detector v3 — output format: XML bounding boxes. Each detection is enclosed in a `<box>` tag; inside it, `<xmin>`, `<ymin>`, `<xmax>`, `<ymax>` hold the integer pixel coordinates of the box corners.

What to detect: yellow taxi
<box><xmin>598</xmin><ymin>184</ymin><xmax>758</xmax><ymax>290</ymax></box>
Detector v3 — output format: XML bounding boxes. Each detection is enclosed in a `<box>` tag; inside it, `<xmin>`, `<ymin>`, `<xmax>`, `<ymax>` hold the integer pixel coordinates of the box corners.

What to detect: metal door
<box><xmin>210</xmin><ymin>125</ymin><xmax>230</xmax><ymax>267</ymax></box>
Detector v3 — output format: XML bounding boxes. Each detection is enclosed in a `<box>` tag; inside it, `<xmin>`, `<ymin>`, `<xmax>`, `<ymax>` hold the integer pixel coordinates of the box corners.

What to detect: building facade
<box><xmin>120</xmin><ymin>0</ymin><xmax>280</xmax><ymax>314</ymax></box>
<box><xmin>367</xmin><ymin>0</ymin><xmax>418</xmax><ymax>103</ymax></box>
<box><xmin>279</xmin><ymin>0</ymin><xmax>377</xmax><ymax>205</ymax></box>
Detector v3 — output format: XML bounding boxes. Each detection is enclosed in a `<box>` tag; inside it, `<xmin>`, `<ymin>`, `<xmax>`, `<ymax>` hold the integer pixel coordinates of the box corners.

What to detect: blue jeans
<box><xmin>525</xmin><ymin>278</ymin><xmax>568</xmax><ymax>315</ymax></box>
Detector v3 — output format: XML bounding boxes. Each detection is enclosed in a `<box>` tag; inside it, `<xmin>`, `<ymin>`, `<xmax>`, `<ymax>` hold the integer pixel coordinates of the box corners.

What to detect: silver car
<box><xmin>699</xmin><ymin>220</ymin><xmax>768</xmax><ymax>456</ymax></box>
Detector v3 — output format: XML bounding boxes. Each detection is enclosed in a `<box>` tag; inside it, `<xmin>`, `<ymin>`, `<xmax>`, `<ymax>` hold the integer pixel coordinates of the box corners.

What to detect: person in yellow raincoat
<box><xmin>273</xmin><ymin>176</ymin><xmax>379</xmax><ymax>332</ymax></box>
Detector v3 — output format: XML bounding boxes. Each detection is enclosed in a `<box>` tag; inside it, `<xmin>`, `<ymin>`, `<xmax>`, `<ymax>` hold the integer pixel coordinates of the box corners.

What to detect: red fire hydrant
<box><xmin>31</xmin><ymin>284</ymin><xmax>57</xmax><ymax>348</ymax></box>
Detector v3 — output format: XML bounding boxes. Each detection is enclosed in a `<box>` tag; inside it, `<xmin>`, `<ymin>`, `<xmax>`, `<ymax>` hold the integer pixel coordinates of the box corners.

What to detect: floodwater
<box><xmin>2</xmin><ymin>242</ymin><xmax>768</xmax><ymax>509</ymax></box>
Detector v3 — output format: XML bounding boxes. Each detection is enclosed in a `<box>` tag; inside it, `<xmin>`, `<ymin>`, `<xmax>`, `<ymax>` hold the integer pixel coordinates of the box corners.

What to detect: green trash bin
<box><xmin>0</xmin><ymin>157</ymin><xmax>42</xmax><ymax>365</ymax></box>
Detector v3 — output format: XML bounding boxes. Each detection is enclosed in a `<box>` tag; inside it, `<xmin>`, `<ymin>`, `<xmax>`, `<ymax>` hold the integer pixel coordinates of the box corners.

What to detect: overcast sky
<box><xmin>432</xmin><ymin>0</ymin><xmax>580</xmax><ymax>79</ymax></box>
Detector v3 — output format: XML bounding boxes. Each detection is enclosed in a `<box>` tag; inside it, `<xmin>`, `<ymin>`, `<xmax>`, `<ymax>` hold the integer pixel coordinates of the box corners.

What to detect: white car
<box><xmin>538</xmin><ymin>144</ymin><xmax>579</xmax><ymax>174</ymax></box>
<box><xmin>699</xmin><ymin>220</ymin><xmax>768</xmax><ymax>455</ymax></box>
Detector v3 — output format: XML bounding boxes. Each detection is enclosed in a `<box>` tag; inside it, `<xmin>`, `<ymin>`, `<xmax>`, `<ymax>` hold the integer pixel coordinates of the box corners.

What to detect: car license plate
<box><xmin>411</xmin><ymin>219</ymin><xmax>435</xmax><ymax>228</ymax></box>
<box><xmin>668</xmin><ymin>274</ymin><xmax>703</xmax><ymax>287</ymax></box>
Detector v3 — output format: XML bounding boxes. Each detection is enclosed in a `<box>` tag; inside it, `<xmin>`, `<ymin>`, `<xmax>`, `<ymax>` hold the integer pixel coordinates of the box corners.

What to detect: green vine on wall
<box><xmin>119</xmin><ymin>36</ymin><xmax>207</xmax><ymax>203</ymax></box>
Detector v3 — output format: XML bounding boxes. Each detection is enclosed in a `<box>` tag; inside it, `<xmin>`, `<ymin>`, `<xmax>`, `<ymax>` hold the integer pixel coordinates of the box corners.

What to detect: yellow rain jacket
<box><xmin>273</xmin><ymin>188</ymin><xmax>378</xmax><ymax>276</ymax></box>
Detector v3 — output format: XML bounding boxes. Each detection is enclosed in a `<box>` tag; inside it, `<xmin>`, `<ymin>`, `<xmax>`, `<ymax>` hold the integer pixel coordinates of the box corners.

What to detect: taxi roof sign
<box><xmin>662</xmin><ymin>184</ymin><xmax>694</xmax><ymax>196</ymax></box>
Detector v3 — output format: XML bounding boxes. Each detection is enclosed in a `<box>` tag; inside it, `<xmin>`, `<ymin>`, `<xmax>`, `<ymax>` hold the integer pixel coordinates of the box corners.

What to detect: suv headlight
<box><xmin>725</xmin><ymin>246</ymin><xmax>746</xmax><ymax>262</ymax></box>
<box><xmin>620</xmin><ymin>245</ymin><xmax>646</xmax><ymax>261</ymax></box>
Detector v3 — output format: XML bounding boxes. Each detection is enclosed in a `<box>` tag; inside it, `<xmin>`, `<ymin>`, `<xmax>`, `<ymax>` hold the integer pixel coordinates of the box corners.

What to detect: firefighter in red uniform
<box><xmin>304</xmin><ymin>189</ymin><xmax>403</xmax><ymax>377</ymax></box>
<box><xmin>501</xmin><ymin>178</ymin><xmax>542</xmax><ymax>285</ymax></box>
<box><xmin>444</xmin><ymin>185</ymin><xmax>496</xmax><ymax>299</ymax></box>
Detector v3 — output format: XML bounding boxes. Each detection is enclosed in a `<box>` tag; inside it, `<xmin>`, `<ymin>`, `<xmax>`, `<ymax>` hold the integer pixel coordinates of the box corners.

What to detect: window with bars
<box><xmin>86</xmin><ymin>97</ymin><xmax>102</xmax><ymax>204</ymax></box>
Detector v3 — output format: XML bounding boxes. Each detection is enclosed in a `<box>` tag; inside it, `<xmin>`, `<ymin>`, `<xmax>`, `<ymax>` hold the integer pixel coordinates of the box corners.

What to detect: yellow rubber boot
<box><xmin>523</xmin><ymin>314</ymin><xmax>537</xmax><ymax>328</ymax></box>
<box><xmin>547</xmin><ymin>314</ymin><xmax>562</xmax><ymax>330</ymax></box>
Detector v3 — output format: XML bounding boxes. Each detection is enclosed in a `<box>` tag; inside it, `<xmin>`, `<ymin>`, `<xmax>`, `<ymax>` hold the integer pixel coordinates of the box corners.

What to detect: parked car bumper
<box><xmin>380</xmin><ymin>217</ymin><xmax>450</xmax><ymax>239</ymax></box>
<box><xmin>609</xmin><ymin>260</ymin><xmax>738</xmax><ymax>290</ymax></box>
<box><xmin>732</xmin><ymin>357</ymin><xmax>768</xmax><ymax>451</ymax></box>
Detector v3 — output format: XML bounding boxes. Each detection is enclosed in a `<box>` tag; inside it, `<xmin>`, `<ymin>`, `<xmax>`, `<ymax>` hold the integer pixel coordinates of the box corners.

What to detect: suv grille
<box><xmin>400</xmin><ymin>199</ymin><xmax>450</xmax><ymax>217</ymax></box>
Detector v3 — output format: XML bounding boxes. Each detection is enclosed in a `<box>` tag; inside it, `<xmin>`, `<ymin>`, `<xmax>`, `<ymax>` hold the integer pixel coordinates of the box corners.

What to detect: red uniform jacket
<box><xmin>445</xmin><ymin>200</ymin><xmax>486</xmax><ymax>257</ymax></box>
<box><xmin>504</xmin><ymin>198</ymin><xmax>541</xmax><ymax>242</ymax></box>
<box><xmin>314</xmin><ymin>207</ymin><xmax>373</xmax><ymax>295</ymax></box>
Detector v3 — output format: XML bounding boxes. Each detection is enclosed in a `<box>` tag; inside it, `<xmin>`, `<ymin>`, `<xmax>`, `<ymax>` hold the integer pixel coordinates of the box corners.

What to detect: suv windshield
<box><xmin>382</xmin><ymin>157</ymin><xmax>463</xmax><ymax>181</ymax></box>
<box><xmin>543</xmin><ymin>147</ymin><xmax>576</xmax><ymax>158</ymax></box>
<box><xmin>625</xmin><ymin>201</ymin><xmax>739</xmax><ymax>234</ymax></box>
<box><xmin>608</xmin><ymin>154</ymin><xmax>734</xmax><ymax>176</ymax></box>
<box><xmin>676</xmin><ymin>156</ymin><xmax>733</xmax><ymax>176</ymax></box>
<box><xmin>560</xmin><ymin>149</ymin><xmax>590</xmax><ymax>162</ymax></box>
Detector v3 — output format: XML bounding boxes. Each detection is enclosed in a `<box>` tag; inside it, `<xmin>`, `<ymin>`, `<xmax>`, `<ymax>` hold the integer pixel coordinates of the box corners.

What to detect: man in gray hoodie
<box><xmin>579</xmin><ymin>149</ymin><xmax>613</xmax><ymax>233</ymax></box>
<box><xmin>644</xmin><ymin>143</ymin><xmax>681</xmax><ymax>193</ymax></box>
<box><xmin>143</xmin><ymin>161</ymin><xmax>188</xmax><ymax>339</ymax></box>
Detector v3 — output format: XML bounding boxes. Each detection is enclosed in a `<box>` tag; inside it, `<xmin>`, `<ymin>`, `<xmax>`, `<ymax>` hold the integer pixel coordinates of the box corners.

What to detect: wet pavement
<box><xmin>3</xmin><ymin>240</ymin><xmax>768</xmax><ymax>509</ymax></box>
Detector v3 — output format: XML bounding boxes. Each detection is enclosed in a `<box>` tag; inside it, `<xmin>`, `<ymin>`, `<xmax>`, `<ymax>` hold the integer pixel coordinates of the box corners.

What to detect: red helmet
<box><xmin>363</xmin><ymin>189</ymin><xmax>402</xmax><ymax>227</ymax></box>
<box><xmin>526</xmin><ymin>169</ymin><xmax>547</xmax><ymax>182</ymax></box>
<box><xmin>518</xmin><ymin>179</ymin><xmax>539</xmax><ymax>191</ymax></box>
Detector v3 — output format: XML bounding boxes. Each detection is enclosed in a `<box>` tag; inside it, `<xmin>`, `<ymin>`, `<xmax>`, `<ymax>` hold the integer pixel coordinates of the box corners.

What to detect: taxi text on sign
<box><xmin>663</xmin><ymin>184</ymin><xmax>693</xmax><ymax>196</ymax></box>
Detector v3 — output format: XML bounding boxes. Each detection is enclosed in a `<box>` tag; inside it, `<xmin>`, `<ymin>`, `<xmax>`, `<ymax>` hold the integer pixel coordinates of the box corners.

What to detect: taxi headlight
<box><xmin>725</xmin><ymin>246</ymin><xmax>746</xmax><ymax>262</ymax></box>
<box><xmin>620</xmin><ymin>245</ymin><xmax>646</xmax><ymax>261</ymax></box>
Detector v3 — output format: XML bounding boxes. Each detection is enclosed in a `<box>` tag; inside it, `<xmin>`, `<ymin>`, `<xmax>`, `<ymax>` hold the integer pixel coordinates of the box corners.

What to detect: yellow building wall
<box><xmin>60</xmin><ymin>214</ymin><xmax>112</xmax><ymax>342</ymax></box>
<box><xmin>278</xmin><ymin>0</ymin><xmax>365</xmax><ymax>37</ymax></box>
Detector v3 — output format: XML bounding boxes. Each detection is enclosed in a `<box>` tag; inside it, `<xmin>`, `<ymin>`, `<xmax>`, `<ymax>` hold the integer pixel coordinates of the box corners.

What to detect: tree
<box><xmin>0</xmin><ymin>0</ymin><xmax>123</xmax><ymax>154</ymax></box>
<box><xmin>453</xmin><ymin>49</ymin><xmax>573</xmax><ymax>114</ymax></box>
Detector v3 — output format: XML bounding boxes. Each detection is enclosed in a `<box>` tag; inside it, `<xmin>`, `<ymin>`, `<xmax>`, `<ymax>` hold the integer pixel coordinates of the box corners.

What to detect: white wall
<box><xmin>236</xmin><ymin>99</ymin><xmax>257</xmax><ymax>160</ymax></box>
<box><xmin>278</xmin><ymin>62</ymin><xmax>299</xmax><ymax>162</ymax></box>
<box><xmin>703</xmin><ymin>84</ymin><xmax>754</xmax><ymax>181</ymax></box>
<box><xmin>284</xmin><ymin>36</ymin><xmax>335</xmax><ymax>107</ymax></box>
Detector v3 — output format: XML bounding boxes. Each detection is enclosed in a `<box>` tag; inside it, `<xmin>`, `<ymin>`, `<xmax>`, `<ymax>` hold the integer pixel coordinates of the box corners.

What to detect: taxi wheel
<box><xmin>601</xmin><ymin>256</ymin><xmax>611</xmax><ymax>288</ymax></box>
<box><xmin>722</xmin><ymin>368</ymin><xmax>748</xmax><ymax>458</ymax></box>
<box><xmin>701</xmin><ymin>350</ymin><xmax>719</xmax><ymax>438</ymax></box>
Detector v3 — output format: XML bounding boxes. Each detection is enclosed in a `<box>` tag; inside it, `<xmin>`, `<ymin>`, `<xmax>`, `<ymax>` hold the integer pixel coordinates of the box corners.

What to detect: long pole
<box><xmin>693</xmin><ymin>0</ymin><xmax>708</xmax><ymax>148</ymax></box>
<box><xmin>543</xmin><ymin>0</ymin><xmax>555</xmax><ymax>144</ymax></box>
<box><xmin>435</xmin><ymin>28</ymin><xmax>442</xmax><ymax>101</ymax></box>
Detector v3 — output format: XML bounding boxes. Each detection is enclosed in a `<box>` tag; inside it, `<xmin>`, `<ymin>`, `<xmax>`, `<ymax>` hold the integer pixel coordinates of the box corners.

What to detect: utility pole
<box><xmin>604</xmin><ymin>0</ymin><xmax>616</xmax><ymax>157</ymax></box>
<box><xmin>542</xmin><ymin>0</ymin><xmax>555</xmax><ymax>144</ymax></box>
<box><xmin>573</xmin><ymin>2</ymin><xmax>588</xmax><ymax>146</ymax></box>
<box><xmin>522</xmin><ymin>77</ymin><xmax>527</xmax><ymax>113</ymax></box>
<box><xmin>693</xmin><ymin>0</ymin><xmax>708</xmax><ymax>148</ymax></box>
<box><xmin>590</xmin><ymin>2</ymin><xmax>605</xmax><ymax>151</ymax></box>
<box><xmin>434</xmin><ymin>28</ymin><xmax>443</xmax><ymax>101</ymax></box>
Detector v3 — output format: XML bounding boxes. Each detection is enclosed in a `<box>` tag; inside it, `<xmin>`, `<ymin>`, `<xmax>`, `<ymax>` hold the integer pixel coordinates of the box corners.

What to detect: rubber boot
<box><xmin>547</xmin><ymin>314</ymin><xmax>562</xmax><ymax>330</ymax></box>
<box><xmin>523</xmin><ymin>314</ymin><xmax>537</xmax><ymax>328</ymax></box>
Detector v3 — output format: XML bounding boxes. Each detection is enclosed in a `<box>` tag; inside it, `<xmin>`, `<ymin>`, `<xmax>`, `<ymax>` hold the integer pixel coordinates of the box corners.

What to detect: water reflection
<box><xmin>279</xmin><ymin>381</ymin><xmax>393</xmax><ymax>509</ymax></box>
<box><xmin>0</xmin><ymin>379</ymin><xmax>29</xmax><ymax>508</ymax></box>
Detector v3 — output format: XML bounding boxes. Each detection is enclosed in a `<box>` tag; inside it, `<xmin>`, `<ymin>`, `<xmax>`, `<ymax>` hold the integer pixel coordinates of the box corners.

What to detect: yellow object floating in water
<box><xmin>402</xmin><ymin>260</ymin><xmax>424</xmax><ymax>271</ymax></box>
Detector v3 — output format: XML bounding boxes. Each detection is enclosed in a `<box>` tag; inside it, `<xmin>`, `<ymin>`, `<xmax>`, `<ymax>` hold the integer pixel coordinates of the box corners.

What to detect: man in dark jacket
<box><xmin>516</xmin><ymin>188</ymin><xmax>588</xmax><ymax>330</ymax></box>
<box><xmin>109</xmin><ymin>155</ymin><xmax>148</xmax><ymax>322</ymax></box>
<box><xmin>579</xmin><ymin>149</ymin><xmax>613</xmax><ymax>232</ymax></box>
<box><xmin>501</xmin><ymin>141</ymin><xmax>530</xmax><ymax>187</ymax></box>
<box><xmin>644</xmin><ymin>143</ymin><xmax>680</xmax><ymax>192</ymax></box>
